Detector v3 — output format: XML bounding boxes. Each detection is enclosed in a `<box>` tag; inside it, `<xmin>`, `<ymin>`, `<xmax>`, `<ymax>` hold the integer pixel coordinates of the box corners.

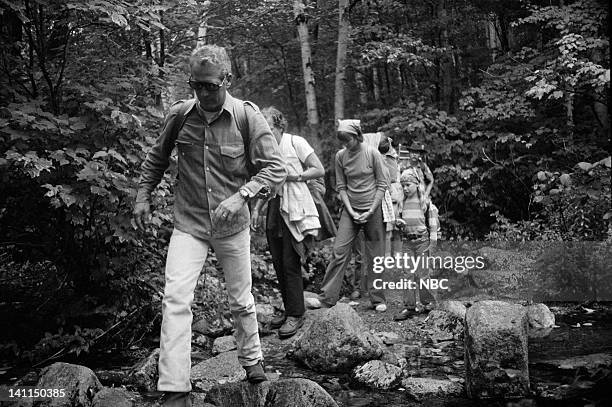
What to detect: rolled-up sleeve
<box><xmin>242</xmin><ymin>104</ymin><xmax>286</xmax><ymax>197</ymax></box>
<box><xmin>335</xmin><ymin>150</ymin><xmax>347</xmax><ymax>192</ymax></box>
<box><xmin>371</xmin><ymin>147</ymin><xmax>390</xmax><ymax>193</ymax></box>
<box><xmin>135</xmin><ymin>104</ymin><xmax>182</xmax><ymax>203</ymax></box>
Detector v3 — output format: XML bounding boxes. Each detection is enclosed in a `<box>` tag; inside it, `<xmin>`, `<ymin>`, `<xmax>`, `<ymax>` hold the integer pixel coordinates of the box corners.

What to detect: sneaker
<box><xmin>375</xmin><ymin>303</ymin><xmax>387</xmax><ymax>313</ymax></box>
<box><xmin>393</xmin><ymin>308</ymin><xmax>413</xmax><ymax>321</ymax></box>
<box><xmin>160</xmin><ymin>392</ymin><xmax>192</xmax><ymax>407</ymax></box>
<box><xmin>270</xmin><ymin>312</ymin><xmax>286</xmax><ymax>329</ymax></box>
<box><xmin>278</xmin><ymin>316</ymin><xmax>304</xmax><ymax>339</ymax></box>
<box><xmin>349</xmin><ymin>289</ymin><xmax>361</xmax><ymax>300</ymax></box>
<box><xmin>243</xmin><ymin>361</ymin><xmax>268</xmax><ymax>383</ymax></box>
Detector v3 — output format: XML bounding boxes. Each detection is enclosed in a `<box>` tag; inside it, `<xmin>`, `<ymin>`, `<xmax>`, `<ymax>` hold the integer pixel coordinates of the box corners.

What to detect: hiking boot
<box><xmin>349</xmin><ymin>289</ymin><xmax>361</xmax><ymax>300</ymax></box>
<box><xmin>393</xmin><ymin>308</ymin><xmax>414</xmax><ymax>321</ymax></box>
<box><xmin>270</xmin><ymin>312</ymin><xmax>286</xmax><ymax>329</ymax></box>
<box><xmin>278</xmin><ymin>316</ymin><xmax>304</xmax><ymax>339</ymax></box>
<box><xmin>243</xmin><ymin>361</ymin><xmax>268</xmax><ymax>383</ymax></box>
<box><xmin>160</xmin><ymin>392</ymin><xmax>192</xmax><ymax>407</ymax></box>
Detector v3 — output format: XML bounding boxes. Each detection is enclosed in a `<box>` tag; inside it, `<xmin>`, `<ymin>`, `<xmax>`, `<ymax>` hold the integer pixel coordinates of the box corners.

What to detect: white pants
<box><xmin>157</xmin><ymin>228</ymin><xmax>262</xmax><ymax>391</ymax></box>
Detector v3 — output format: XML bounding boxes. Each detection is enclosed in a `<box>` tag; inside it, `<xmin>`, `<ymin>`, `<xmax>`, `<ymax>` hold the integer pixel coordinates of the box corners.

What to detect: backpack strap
<box><xmin>233</xmin><ymin>100</ymin><xmax>257</xmax><ymax>176</ymax></box>
<box><xmin>169</xmin><ymin>99</ymin><xmax>197</xmax><ymax>143</ymax></box>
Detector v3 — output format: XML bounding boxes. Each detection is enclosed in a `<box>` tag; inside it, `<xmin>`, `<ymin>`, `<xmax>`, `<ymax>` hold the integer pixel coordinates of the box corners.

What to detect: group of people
<box><xmin>133</xmin><ymin>45</ymin><xmax>438</xmax><ymax>407</ymax></box>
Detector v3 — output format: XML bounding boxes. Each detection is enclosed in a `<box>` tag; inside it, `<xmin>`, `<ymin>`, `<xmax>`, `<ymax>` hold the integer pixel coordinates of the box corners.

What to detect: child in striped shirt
<box><xmin>393</xmin><ymin>170</ymin><xmax>440</xmax><ymax>321</ymax></box>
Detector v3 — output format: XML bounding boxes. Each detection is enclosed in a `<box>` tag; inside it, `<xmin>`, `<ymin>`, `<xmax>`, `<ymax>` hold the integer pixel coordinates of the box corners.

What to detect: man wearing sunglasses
<box><xmin>134</xmin><ymin>45</ymin><xmax>286</xmax><ymax>407</ymax></box>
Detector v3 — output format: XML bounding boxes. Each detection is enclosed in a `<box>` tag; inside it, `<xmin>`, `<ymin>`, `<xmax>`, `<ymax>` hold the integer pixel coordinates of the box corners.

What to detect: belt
<box><xmin>404</xmin><ymin>233</ymin><xmax>423</xmax><ymax>240</ymax></box>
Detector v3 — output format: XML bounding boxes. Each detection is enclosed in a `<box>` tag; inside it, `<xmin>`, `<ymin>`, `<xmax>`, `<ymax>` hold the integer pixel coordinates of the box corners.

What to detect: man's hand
<box><xmin>213</xmin><ymin>192</ymin><xmax>246</xmax><ymax>225</ymax></box>
<box><xmin>133</xmin><ymin>201</ymin><xmax>151</xmax><ymax>232</ymax></box>
<box><xmin>250</xmin><ymin>207</ymin><xmax>262</xmax><ymax>231</ymax></box>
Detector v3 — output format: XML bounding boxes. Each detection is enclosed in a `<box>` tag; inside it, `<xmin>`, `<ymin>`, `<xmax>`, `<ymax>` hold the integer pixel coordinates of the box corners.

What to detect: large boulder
<box><xmin>211</xmin><ymin>336</ymin><xmax>237</xmax><ymax>355</ymax></box>
<box><xmin>290</xmin><ymin>303</ymin><xmax>384</xmax><ymax>372</ymax></box>
<box><xmin>401</xmin><ymin>378</ymin><xmax>464</xmax><ymax>400</ymax></box>
<box><xmin>191</xmin><ymin>350</ymin><xmax>246</xmax><ymax>391</ymax></box>
<box><xmin>352</xmin><ymin>360</ymin><xmax>402</xmax><ymax>390</ymax></box>
<box><xmin>526</xmin><ymin>303</ymin><xmax>555</xmax><ymax>338</ymax></box>
<box><xmin>126</xmin><ymin>348</ymin><xmax>159</xmax><ymax>392</ymax></box>
<box><xmin>31</xmin><ymin>362</ymin><xmax>103</xmax><ymax>407</ymax></box>
<box><xmin>464</xmin><ymin>300</ymin><xmax>530</xmax><ymax>399</ymax></box>
<box><xmin>91</xmin><ymin>388</ymin><xmax>134</xmax><ymax>407</ymax></box>
<box><xmin>425</xmin><ymin>310</ymin><xmax>464</xmax><ymax>341</ymax></box>
<box><xmin>203</xmin><ymin>378</ymin><xmax>337</xmax><ymax>407</ymax></box>
<box><xmin>436</xmin><ymin>300</ymin><xmax>467</xmax><ymax>320</ymax></box>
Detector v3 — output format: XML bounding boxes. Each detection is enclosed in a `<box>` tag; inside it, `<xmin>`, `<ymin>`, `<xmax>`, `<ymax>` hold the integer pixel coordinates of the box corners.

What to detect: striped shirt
<box><xmin>401</xmin><ymin>195</ymin><xmax>439</xmax><ymax>240</ymax></box>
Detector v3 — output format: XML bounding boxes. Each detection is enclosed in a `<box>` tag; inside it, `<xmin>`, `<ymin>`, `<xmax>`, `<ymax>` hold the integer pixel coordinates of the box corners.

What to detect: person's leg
<box><xmin>266</xmin><ymin>228</ymin><xmax>288</xmax><ymax>313</ymax></box>
<box><xmin>346</xmin><ymin>231</ymin><xmax>364</xmax><ymax>296</ymax></box>
<box><xmin>412</xmin><ymin>235</ymin><xmax>431</xmax><ymax>311</ymax></box>
<box><xmin>211</xmin><ymin>228</ymin><xmax>262</xmax><ymax>366</ymax></box>
<box><xmin>280</xmin><ymin>221</ymin><xmax>305</xmax><ymax>317</ymax></box>
<box><xmin>363</xmin><ymin>205</ymin><xmax>386</xmax><ymax>305</ymax></box>
<box><xmin>320</xmin><ymin>209</ymin><xmax>358</xmax><ymax>305</ymax></box>
<box><xmin>401</xmin><ymin>239</ymin><xmax>417</xmax><ymax>308</ymax></box>
<box><xmin>158</xmin><ymin>229</ymin><xmax>209</xmax><ymax>392</ymax></box>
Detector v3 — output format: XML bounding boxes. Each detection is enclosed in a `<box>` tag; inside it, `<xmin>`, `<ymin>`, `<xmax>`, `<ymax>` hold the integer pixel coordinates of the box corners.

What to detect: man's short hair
<box><xmin>189</xmin><ymin>45</ymin><xmax>232</xmax><ymax>76</ymax></box>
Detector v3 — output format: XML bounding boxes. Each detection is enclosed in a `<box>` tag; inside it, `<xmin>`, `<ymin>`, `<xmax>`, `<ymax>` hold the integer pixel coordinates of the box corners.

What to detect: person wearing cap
<box><xmin>398</xmin><ymin>142</ymin><xmax>434</xmax><ymax>204</ymax></box>
<box><xmin>314</xmin><ymin>119</ymin><xmax>390</xmax><ymax>312</ymax></box>
<box><xmin>393</xmin><ymin>169</ymin><xmax>440</xmax><ymax>320</ymax></box>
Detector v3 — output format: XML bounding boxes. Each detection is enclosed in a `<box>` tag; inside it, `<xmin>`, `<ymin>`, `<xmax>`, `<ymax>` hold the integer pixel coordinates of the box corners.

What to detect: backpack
<box><xmin>169</xmin><ymin>98</ymin><xmax>257</xmax><ymax>176</ymax></box>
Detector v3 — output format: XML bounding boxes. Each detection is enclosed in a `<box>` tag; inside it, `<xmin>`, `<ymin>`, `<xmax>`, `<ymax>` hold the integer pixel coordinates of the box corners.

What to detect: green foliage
<box><xmin>515</xmin><ymin>0</ymin><xmax>609</xmax><ymax>103</ymax></box>
<box><xmin>533</xmin><ymin>241</ymin><xmax>612</xmax><ymax>302</ymax></box>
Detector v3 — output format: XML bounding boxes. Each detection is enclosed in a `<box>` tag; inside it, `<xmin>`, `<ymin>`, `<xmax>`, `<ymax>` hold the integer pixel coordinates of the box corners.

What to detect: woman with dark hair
<box><xmin>314</xmin><ymin>119</ymin><xmax>389</xmax><ymax>312</ymax></box>
<box><xmin>251</xmin><ymin>107</ymin><xmax>324</xmax><ymax>338</ymax></box>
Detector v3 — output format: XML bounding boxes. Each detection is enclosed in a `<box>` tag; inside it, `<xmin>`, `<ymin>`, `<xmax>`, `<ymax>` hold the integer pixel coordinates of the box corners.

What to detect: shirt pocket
<box><xmin>177</xmin><ymin>141</ymin><xmax>203</xmax><ymax>179</ymax></box>
<box><xmin>220</xmin><ymin>143</ymin><xmax>247</xmax><ymax>176</ymax></box>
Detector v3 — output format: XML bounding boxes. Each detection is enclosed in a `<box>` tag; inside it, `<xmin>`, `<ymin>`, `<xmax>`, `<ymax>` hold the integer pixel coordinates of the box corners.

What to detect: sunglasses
<box><xmin>187</xmin><ymin>75</ymin><xmax>227</xmax><ymax>92</ymax></box>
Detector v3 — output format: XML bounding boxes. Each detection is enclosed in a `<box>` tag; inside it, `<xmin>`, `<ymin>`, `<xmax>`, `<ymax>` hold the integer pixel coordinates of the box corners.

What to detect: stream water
<box><xmin>2</xmin><ymin>304</ymin><xmax>610</xmax><ymax>406</ymax></box>
<box><xmin>261</xmin><ymin>303</ymin><xmax>612</xmax><ymax>407</ymax></box>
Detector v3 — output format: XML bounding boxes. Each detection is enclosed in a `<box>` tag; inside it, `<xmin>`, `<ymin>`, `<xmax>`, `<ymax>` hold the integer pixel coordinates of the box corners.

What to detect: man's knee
<box><xmin>228</xmin><ymin>299</ymin><xmax>256</xmax><ymax>315</ymax></box>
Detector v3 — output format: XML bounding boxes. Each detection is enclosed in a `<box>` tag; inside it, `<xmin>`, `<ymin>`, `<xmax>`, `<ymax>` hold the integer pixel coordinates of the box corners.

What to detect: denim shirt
<box><xmin>136</xmin><ymin>94</ymin><xmax>287</xmax><ymax>239</ymax></box>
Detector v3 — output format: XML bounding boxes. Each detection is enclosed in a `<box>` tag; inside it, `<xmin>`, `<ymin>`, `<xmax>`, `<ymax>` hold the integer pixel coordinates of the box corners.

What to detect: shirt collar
<box><xmin>194</xmin><ymin>92</ymin><xmax>236</xmax><ymax>120</ymax></box>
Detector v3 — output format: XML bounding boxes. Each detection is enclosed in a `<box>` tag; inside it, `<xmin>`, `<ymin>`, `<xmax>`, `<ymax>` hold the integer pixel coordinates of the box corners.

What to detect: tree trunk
<box><xmin>294</xmin><ymin>0</ymin><xmax>319</xmax><ymax>136</ymax></box>
<box><xmin>334</xmin><ymin>0</ymin><xmax>349</xmax><ymax>122</ymax></box>
<box><xmin>196</xmin><ymin>12</ymin><xmax>208</xmax><ymax>48</ymax></box>
<box><xmin>372</xmin><ymin>66</ymin><xmax>381</xmax><ymax>103</ymax></box>
<box><xmin>437</xmin><ymin>0</ymin><xmax>452</xmax><ymax>112</ymax></box>
<box><xmin>485</xmin><ymin>13</ymin><xmax>501</xmax><ymax>60</ymax></box>
<box><xmin>196</xmin><ymin>2</ymin><xmax>211</xmax><ymax>48</ymax></box>
<box><xmin>355</xmin><ymin>70</ymin><xmax>369</xmax><ymax>106</ymax></box>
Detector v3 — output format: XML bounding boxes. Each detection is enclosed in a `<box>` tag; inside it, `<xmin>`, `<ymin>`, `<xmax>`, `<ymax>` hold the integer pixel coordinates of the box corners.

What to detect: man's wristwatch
<box><xmin>238</xmin><ymin>187</ymin><xmax>250</xmax><ymax>202</ymax></box>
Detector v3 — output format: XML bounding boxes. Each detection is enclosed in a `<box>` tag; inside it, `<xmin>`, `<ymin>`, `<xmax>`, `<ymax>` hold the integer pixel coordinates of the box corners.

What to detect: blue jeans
<box><xmin>401</xmin><ymin>234</ymin><xmax>431</xmax><ymax>307</ymax></box>
<box><xmin>157</xmin><ymin>228</ymin><xmax>262</xmax><ymax>391</ymax></box>
<box><xmin>320</xmin><ymin>205</ymin><xmax>386</xmax><ymax>305</ymax></box>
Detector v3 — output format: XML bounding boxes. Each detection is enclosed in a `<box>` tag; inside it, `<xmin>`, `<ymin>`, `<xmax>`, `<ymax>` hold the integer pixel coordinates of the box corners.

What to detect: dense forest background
<box><xmin>0</xmin><ymin>0</ymin><xmax>609</xmax><ymax>369</ymax></box>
